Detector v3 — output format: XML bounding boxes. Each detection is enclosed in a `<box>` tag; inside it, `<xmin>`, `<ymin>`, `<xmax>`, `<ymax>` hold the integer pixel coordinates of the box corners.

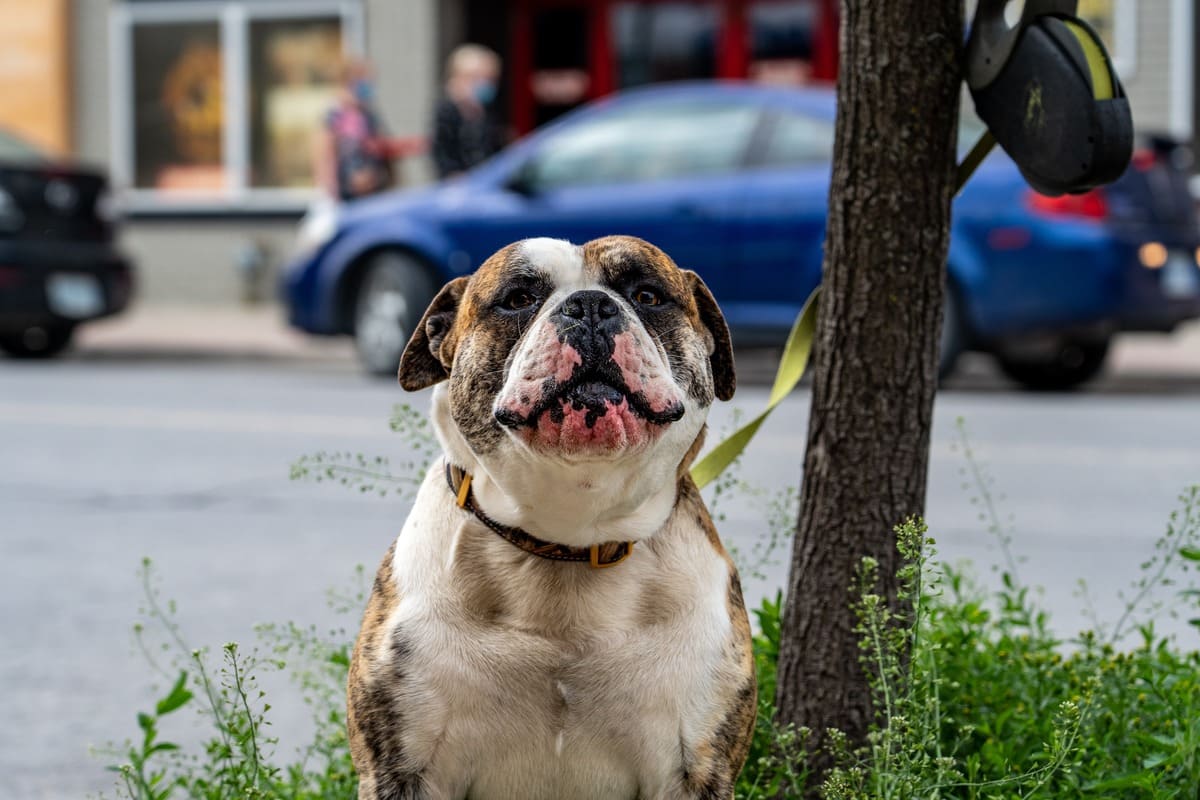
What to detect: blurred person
<box><xmin>432</xmin><ymin>44</ymin><xmax>504</xmax><ymax>179</ymax></box>
<box><xmin>315</xmin><ymin>59</ymin><xmax>394</xmax><ymax>201</ymax></box>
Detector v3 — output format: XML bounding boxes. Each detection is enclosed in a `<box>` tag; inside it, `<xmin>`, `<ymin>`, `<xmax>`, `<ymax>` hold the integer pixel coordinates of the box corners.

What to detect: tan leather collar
<box><xmin>444</xmin><ymin>462</ymin><xmax>635</xmax><ymax>568</ymax></box>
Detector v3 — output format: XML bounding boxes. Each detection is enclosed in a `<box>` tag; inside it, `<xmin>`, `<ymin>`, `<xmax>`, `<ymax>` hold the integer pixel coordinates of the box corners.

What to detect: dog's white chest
<box><xmin>440</xmin><ymin>643</ymin><xmax>655</xmax><ymax>800</ymax></box>
<box><xmin>413</xmin><ymin>620</ymin><xmax>724</xmax><ymax>800</ymax></box>
<box><xmin>384</xmin><ymin>489</ymin><xmax>735</xmax><ymax>800</ymax></box>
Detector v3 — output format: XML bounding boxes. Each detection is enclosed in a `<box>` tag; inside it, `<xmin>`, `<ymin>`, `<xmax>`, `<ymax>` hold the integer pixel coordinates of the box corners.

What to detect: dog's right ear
<box><xmin>398</xmin><ymin>276</ymin><xmax>470</xmax><ymax>391</ymax></box>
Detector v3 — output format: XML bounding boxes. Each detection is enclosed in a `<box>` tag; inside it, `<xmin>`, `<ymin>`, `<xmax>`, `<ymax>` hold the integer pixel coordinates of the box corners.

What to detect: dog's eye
<box><xmin>501</xmin><ymin>289</ymin><xmax>537</xmax><ymax>311</ymax></box>
<box><xmin>632</xmin><ymin>288</ymin><xmax>662</xmax><ymax>307</ymax></box>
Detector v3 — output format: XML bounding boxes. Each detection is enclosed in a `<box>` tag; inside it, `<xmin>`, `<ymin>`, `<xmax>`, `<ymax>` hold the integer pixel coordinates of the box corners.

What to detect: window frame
<box><xmin>110</xmin><ymin>0</ymin><xmax>365</xmax><ymax>214</ymax></box>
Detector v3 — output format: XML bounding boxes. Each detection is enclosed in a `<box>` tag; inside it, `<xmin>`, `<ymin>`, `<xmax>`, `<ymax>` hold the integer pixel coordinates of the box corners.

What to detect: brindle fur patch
<box><xmin>673</xmin><ymin>474</ymin><xmax>757</xmax><ymax>798</ymax></box>
<box><xmin>348</xmin><ymin>543</ymin><xmax>429</xmax><ymax>800</ymax></box>
<box><xmin>676</xmin><ymin>425</ymin><xmax>708</xmax><ymax>480</ymax></box>
<box><xmin>443</xmin><ymin>244</ymin><xmax>544</xmax><ymax>455</ymax></box>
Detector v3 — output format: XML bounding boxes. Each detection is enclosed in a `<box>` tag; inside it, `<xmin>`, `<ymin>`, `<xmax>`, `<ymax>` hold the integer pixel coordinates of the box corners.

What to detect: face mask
<box><xmin>353</xmin><ymin>80</ymin><xmax>374</xmax><ymax>103</ymax></box>
<box><xmin>473</xmin><ymin>81</ymin><xmax>496</xmax><ymax>105</ymax></box>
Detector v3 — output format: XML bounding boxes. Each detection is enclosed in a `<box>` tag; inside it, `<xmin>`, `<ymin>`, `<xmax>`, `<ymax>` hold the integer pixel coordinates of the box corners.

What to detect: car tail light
<box><xmin>1026</xmin><ymin>188</ymin><xmax>1109</xmax><ymax>220</ymax></box>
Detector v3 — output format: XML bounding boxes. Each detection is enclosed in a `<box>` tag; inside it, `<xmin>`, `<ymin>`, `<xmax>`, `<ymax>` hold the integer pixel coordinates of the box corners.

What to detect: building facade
<box><xmin>0</xmin><ymin>0</ymin><xmax>1192</xmax><ymax>306</ymax></box>
<box><xmin>74</xmin><ymin>0</ymin><xmax>439</xmax><ymax>304</ymax></box>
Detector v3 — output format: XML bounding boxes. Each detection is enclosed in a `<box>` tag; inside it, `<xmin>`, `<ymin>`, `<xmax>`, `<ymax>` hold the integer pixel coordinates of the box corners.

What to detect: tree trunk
<box><xmin>774</xmin><ymin>0</ymin><xmax>963</xmax><ymax>787</ymax></box>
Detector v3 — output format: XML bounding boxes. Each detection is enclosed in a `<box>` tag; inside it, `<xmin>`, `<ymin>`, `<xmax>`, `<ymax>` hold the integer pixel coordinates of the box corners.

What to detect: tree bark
<box><xmin>774</xmin><ymin>0</ymin><xmax>963</xmax><ymax>787</ymax></box>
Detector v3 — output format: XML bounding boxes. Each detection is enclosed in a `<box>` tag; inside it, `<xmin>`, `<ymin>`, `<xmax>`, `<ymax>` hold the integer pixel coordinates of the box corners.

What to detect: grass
<box><xmin>95</xmin><ymin>409</ymin><xmax>1200</xmax><ymax>799</ymax></box>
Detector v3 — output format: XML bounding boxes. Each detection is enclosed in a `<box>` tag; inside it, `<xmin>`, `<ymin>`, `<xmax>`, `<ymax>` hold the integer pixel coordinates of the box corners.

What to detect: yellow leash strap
<box><xmin>690</xmin><ymin>288</ymin><xmax>820</xmax><ymax>490</ymax></box>
<box><xmin>955</xmin><ymin>130</ymin><xmax>996</xmax><ymax>195</ymax></box>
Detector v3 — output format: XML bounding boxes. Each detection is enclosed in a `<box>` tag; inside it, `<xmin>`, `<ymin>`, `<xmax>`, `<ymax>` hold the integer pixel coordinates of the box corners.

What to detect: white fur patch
<box><xmin>519</xmin><ymin>237</ymin><xmax>586</xmax><ymax>291</ymax></box>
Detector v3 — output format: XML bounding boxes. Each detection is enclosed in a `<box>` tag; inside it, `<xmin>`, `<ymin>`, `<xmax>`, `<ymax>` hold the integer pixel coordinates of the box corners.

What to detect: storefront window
<box><xmin>132</xmin><ymin>21</ymin><xmax>226</xmax><ymax>192</ymax></box>
<box><xmin>116</xmin><ymin>3</ymin><xmax>361</xmax><ymax>209</ymax></box>
<box><xmin>249</xmin><ymin>16</ymin><xmax>343</xmax><ymax>188</ymax></box>
<box><xmin>613</xmin><ymin>3</ymin><xmax>718</xmax><ymax>88</ymax></box>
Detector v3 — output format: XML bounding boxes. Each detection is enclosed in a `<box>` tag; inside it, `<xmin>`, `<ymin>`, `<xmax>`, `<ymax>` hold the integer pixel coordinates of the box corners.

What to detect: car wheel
<box><xmin>353</xmin><ymin>251</ymin><xmax>435</xmax><ymax>377</ymax></box>
<box><xmin>0</xmin><ymin>322</ymin><xmax>75</xmax><ymax>359</ymax></box>
<box><xmin>938</xmin><ymin>286</ymin><xmax>967</xmax><ymax>380</ymax></box>
<box><xmin>995</xmin><ymin>338</ymin><xmax>1110</xmax><ymax>391</ymax></box>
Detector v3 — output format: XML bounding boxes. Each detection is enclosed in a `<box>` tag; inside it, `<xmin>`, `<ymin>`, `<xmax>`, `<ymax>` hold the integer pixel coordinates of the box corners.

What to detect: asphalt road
<box><xmin>3</xmin><ymin>354</ymin><xmax>1199</xmax><ymax>798</ymax></box>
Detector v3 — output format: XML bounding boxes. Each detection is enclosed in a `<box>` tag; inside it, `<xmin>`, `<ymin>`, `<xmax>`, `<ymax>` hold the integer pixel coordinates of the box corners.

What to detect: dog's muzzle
<box><xmin>494</xmin><ymin>292</ymin><xmax>686</xmax><ymax>452</ymax></box>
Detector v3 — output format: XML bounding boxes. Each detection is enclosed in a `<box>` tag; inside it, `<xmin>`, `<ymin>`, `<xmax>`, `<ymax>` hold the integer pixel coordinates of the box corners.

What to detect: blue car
<box><xmin>282</xmin><ymin>82</ymin><xmax>1200</xmax><ymax>389</ymax></box>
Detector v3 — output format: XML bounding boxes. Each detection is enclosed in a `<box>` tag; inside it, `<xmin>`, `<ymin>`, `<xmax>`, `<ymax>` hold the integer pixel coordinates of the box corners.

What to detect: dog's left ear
<box><xmin>684</xmin><ymin>270</ymin><xmax>735</xmax><ymax>401</ymax></box>
<box><xmin>398</xmin><ymin>276</ymin><xmax>470</xmax><ymax>391</ymax></box>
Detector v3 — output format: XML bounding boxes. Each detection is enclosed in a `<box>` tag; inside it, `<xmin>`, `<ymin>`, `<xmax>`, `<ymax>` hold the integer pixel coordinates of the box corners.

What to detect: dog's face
<box><xmin>399</xmin><ymin>236</ymin><xmax>734</xmax><ymax>475</ymax></box>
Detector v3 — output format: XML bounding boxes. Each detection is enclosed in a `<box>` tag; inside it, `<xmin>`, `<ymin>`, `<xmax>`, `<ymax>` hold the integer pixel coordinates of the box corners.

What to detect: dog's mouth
<box><xmin>495</xmin><ymin>364</ymin><xmax>685</xmax><ymax>432</ymax></box>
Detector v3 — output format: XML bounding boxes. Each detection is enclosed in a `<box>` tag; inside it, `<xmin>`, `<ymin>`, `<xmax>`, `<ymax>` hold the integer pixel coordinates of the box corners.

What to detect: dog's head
<box><xmin>399</xmin><ymin>236</ymin><xmax>732</xmax><ymax>534</ymax></box>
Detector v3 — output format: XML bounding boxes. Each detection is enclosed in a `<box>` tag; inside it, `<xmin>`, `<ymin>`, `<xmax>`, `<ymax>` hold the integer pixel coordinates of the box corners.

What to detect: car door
<box><xmin>441</xmin><ymin>99</ymin><xmax>763</xmax><ymax>301</ymax></box>
<box><xmin>727</xmin><ymin>108</ymin><xmax>835</xmax><ymax>341</ymax></box>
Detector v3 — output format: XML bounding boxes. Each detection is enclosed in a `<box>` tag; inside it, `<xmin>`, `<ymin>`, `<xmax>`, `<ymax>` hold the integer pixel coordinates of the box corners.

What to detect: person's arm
<box><xmin>313</xmin><ymin>124</ymin><xmax>339</xmax><ymax>198</ymax></box>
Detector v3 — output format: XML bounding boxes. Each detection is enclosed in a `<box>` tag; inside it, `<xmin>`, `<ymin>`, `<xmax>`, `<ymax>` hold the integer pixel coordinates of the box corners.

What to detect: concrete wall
<box><xmin>72</xmin><ymin>0</ymin><xmax>110</xmax><ymax>169</ymax></box>
<box><xmin>119</xmin><ymin>219</ymin><xmax>300</xmax><ymax>305</ymax></box>
<box><xmin>367</xmin><ymin>0</ymin><xmax>439</xmax><ymax>186</ymax></box>
<box><xmin>1123</xmin><ymin>0</ymin><xmax>1173</xmax><ymax>135</ymax></box>
<box><xmin>70</xmin><ymin>0</ymin><xmax>440</xmax><ymax>306</ymax></box>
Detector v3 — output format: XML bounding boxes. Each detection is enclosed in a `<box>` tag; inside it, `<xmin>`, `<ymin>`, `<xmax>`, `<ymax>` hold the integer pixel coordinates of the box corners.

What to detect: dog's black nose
<box><xmin>560</xmin><ymin>290</ymin><xmax>619</xmax><ymax>321</ymax></box>
<box><xmin>555</xmin><ymin>290</ymin><xmax>625</xmax><ymax>360</ymax></box>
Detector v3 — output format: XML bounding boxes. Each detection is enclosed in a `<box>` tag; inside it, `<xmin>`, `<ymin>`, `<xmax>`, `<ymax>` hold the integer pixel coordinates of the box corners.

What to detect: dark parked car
<box><xmin>282</xmin><ymin>83</ymin><xmax>1200</xmax><ymax>389</ymax></box>
<box><xmin>0</xmin><ymin>129</ymin><xmax>133</xmax><ymax>358</ymax></box>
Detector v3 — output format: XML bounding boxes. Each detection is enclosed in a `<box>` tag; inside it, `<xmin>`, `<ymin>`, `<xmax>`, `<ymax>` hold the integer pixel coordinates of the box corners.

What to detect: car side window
<box><xmin>523</xmin><ymin>103</ymin><xmax>760</xmax><ymax>191</ymax></box>
<box><xmin>758</xmin><ymin>111</ymin><xmax>835</xmax><ymax>167</ymax></box>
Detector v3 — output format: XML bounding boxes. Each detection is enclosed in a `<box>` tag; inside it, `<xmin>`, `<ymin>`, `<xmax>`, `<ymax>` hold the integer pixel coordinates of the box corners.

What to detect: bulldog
<box><xmin>348</xmin><ymin>235</ymin><xmax>755</xmax><ymax>800</ymax></box>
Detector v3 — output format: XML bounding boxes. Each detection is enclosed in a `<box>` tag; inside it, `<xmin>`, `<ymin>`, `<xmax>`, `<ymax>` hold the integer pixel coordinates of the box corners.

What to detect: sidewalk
<box><xmin>1110</xmin><ymin>322</ymin><xmax>1200</xmax><ymax>376</ymax></box>
<box><xmin>74</xmin><ymin>304</ymin><xmax>354</xmax><ymax>363</ymax></box>
<box><xmin>72</xmin><ymin>303</ymin><xmax>1199</xmax><ymax>379</ymax></box>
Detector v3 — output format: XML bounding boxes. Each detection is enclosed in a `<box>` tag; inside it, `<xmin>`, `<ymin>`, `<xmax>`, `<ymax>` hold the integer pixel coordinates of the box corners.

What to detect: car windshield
<box><xmin>0</xmin><ymin>129</ymin><xmax>45</xmax><ymax>162</ymax></box>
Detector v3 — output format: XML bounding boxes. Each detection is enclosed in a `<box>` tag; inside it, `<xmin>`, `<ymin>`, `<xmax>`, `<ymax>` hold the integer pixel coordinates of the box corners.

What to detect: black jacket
<box><xmin>431</xmin><ymin>98</ymin><xmax>503</xmax><ymax>178</ymax></box>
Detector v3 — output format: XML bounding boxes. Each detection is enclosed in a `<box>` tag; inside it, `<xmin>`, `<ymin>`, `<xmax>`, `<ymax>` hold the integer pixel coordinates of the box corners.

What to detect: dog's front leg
<box><xmin>348</xmin><ymin>655</ymin><xmax>440</xmax><ymax>800</ymax></box>
<box><xmin>349</xmin><ymin>652</ymin><xmax>457</xmax><ymax>800</ymax></box>
<box><xmin>349</xmin><ymin>543</ymin><xmax>452</xmax><ymax>800</ymax></box>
